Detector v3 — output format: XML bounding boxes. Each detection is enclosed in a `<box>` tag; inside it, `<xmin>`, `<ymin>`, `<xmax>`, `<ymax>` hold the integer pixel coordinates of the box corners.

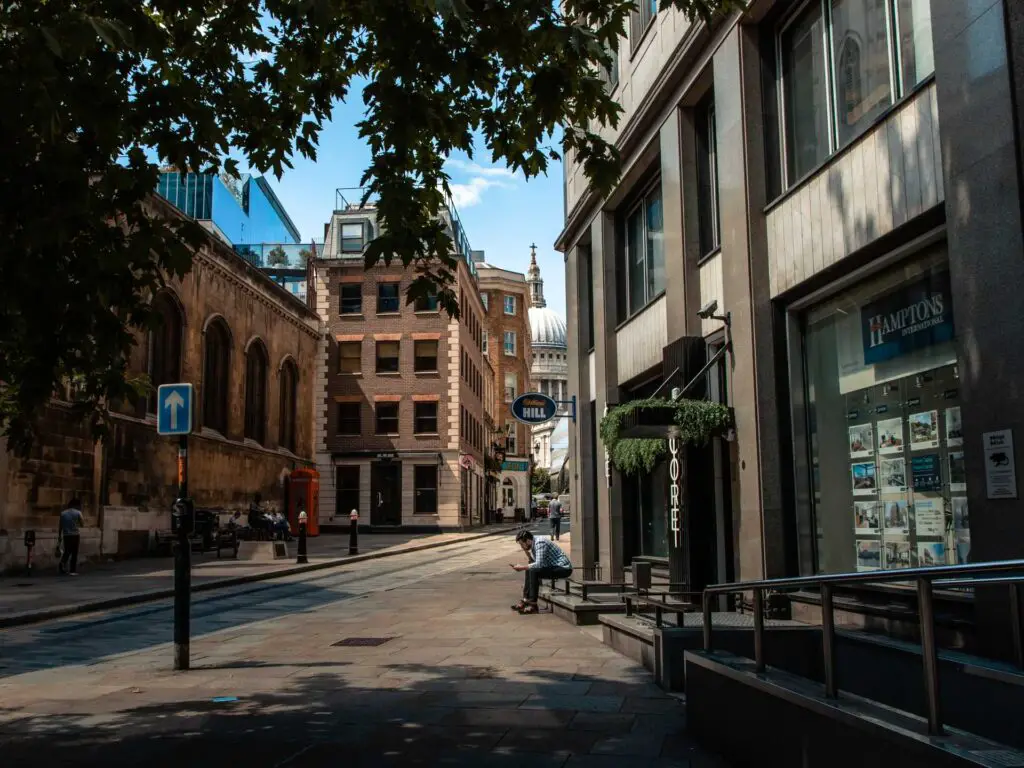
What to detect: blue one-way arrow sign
<box><xmin>157</xmin><ymin>383</ymin><xmax>193</xmax><ymax>436</ymax></box>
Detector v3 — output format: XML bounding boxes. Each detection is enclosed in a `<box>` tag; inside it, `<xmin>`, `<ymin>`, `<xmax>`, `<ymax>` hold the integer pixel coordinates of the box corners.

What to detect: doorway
<box><xmin>371</xmin><ymin>462</ymin><xmax>402</xmax><ymax>526</ymax></box>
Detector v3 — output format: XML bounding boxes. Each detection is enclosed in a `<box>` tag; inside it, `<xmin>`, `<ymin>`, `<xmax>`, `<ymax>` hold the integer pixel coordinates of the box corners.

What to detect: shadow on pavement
<box><xmin>0</xmin><ymin>661</ymin><xmax>720</xmax><ymax>768</ymax></box>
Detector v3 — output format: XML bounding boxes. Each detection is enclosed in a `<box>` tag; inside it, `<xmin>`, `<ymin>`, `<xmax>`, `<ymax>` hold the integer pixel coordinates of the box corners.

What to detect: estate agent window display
<box><xmin>801</xmin><ymin>246</ymin><xmax>969</xmax><ymax>576</ymax></box>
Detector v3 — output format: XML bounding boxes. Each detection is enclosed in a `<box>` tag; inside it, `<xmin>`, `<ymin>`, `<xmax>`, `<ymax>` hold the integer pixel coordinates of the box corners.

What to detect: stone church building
<box><xmin>0</xmin><ymin>195</ymin><xmax>321</xmax><ymax>572</ymax></box>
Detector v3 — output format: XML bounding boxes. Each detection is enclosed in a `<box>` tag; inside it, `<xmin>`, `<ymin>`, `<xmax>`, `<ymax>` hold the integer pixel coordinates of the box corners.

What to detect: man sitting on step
<box><xmin>510</xmin><ymin>530</ymin><xmax>572</xmax><ymax>615</ymax></box>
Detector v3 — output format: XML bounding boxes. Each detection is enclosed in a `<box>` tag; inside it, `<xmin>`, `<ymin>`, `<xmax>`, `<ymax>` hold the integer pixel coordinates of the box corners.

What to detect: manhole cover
<box><xmin>332</xmin><ymin>637</ymin><xmax>395</xmax><ymax>647</ymax></box>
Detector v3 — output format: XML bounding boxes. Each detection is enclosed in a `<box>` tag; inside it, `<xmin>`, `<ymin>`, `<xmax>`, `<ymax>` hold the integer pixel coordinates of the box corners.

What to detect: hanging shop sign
<box><xmin>501</xmin><ymin>460</ymin><xmax>530</xmax><ymax>472</ymax></box>
<box><xmin>668</xmin><ymin>437</ymin><xmax>682</xmax><ymax>548</ymax></box>
<box><xmin>511</xmin><ymin>392</ymin><xmax>558</xmax><ymax>425</ymax></box>
<box><xmin>861</xmin><ymin>272</ymin><xmax>954</xmax><ymax>365</ymax></box>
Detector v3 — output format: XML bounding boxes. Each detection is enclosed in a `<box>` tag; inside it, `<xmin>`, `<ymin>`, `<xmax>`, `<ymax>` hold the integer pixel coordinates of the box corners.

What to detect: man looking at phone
<box><xmin>509</xmin><ymin>530</ymin><xmax>572</xmax><ymax>614</ymax></box>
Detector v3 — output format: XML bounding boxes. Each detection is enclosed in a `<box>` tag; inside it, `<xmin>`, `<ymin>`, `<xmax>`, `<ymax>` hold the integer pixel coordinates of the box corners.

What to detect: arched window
<box><xmin>148</xmin><ymin>292</ymin><xmax>183</xmax><ymax>414</ymax></box>
<box><xmin>202</xmin><ymin>318</ymin><xmax>231</xmax><ymax>434</ymax></box>
<box><xmin>244</xmin><ymin>339</ymin><xmax>269</xmax><ymax>444</ymax></box>
<box><xmin>278</xmin><ymin>359</ymin><xmax>298</xmax><ymax>453</ymax></box>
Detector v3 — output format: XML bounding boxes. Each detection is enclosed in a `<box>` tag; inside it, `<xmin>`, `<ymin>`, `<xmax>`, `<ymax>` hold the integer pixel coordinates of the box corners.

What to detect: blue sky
<box><xmin>265</xmin><ymin>96</ymin><xmax>568</xmax><ymax>319</ymax></box>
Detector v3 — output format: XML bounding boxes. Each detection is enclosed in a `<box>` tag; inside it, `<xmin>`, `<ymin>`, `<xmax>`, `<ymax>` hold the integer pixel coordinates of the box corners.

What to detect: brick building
<box><xmin>474</xmin><ymin>257</ymin><xmax>533</xmax><ymax>518</ymax></box>
<box><xmin>312</xmin><ymin>194</ymin><xmax>488</xmax><ymax>530</ymax></box>
<box><xmin>0</xmin><ymin>194</ymin><xmax>320</xmax><ymax>571</ymax></box>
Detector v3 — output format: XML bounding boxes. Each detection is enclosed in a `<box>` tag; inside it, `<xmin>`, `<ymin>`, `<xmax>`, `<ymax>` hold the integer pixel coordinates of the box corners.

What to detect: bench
<box><xmin>214</xmin><ymin>528</ymin><xmax>239</xmax><ymax>559</ymax></box>
<box><xmin>624</xmin><ymin>590</ymin><xmax>702</xmax><ymax>628</ymax></box>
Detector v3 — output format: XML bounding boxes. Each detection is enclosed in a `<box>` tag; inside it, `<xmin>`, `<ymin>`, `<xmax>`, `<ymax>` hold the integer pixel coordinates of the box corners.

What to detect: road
<box><xmin>0</xmin><ymin>521</ymin><xmax>725</xmax><ymax>767</ymax></box>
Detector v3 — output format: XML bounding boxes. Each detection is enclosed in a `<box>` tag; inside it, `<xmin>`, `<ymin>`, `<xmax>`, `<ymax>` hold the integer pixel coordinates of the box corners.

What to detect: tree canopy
<box><xmin>0</xmin><ymin>0</ymin><xmax>739</xmax><ymax>451</ymax></box>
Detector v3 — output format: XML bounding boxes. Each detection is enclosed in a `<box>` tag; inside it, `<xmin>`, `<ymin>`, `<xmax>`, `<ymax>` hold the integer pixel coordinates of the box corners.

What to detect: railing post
<box><xmin>753</xmin><ymin>588</ymin><xmax>765</xmax><ymax>673</ymax></box>
<box><xmin>1010</xmin><ymin>583</ymin><xmax>1024</xmax><ymax>670</ymax></box>
<box><xmin>703</xmin><ymin>592</ymin><xmax>713</xmax><ymax>652</ymax></box>
<box><xmin>821</xmin><ymin>584</ymin><xmax>838</xmax><ymax>698</ymax></box>
<box><xmin>917</xmin><ymin>578</ymin><xmax>943</xmax><ymax>736</ymax></box>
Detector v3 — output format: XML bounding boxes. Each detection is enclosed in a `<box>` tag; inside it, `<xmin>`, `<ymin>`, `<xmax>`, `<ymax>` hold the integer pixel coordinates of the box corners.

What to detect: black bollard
<box><xmin>297</xmin><ymin>510</ymin><xmax>308</xmax><ymax>564</ymax></box>
<box><xmin>349</xmin><ymin>509</ymin><xmax>359</xmax><ymax>555</ymax></box>
<box><xmin>24</xmin><ymin>530</ymin><xmax>35</xmax><ymax>577</ymax></box>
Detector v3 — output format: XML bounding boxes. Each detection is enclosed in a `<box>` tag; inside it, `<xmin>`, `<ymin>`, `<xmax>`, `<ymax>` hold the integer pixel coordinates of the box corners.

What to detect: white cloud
<box><xmin>446</xmin><ymin>157</ymin><xmax>518</xmax><ymax>179</ymax></box>
<box><xmin>448</xmin><ymin>177</ymin><xmax>504</xmax><ymax>209</ymax></box>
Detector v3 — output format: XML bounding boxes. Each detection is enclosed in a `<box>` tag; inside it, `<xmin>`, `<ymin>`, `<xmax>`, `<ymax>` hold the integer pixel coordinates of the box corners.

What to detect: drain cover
<box><xmin>332</xmin><ymin>637</ymin><xmax>395</xmax><ymax>647</ymax></box>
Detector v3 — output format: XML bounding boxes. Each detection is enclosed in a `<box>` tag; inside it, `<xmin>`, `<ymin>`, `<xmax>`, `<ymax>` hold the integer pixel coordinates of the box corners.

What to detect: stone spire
<box><xmin>527</xmin><ymin>243</ymin><xmax>546</xmax><ymax>308</ymax></box>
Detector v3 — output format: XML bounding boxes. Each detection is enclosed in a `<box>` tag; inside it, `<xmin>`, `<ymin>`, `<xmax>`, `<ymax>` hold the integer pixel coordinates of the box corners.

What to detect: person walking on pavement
<box><xmin>510</xmin><ymin>530</ymin><xmax>572</xmax><ymax>614</ymax></box>
<box><xmin>58</xmin><ymin>497</ymin><xmax>84</xmax><ymax>576</ymax></box>
<box><xmin>548</xmin><ymin>496</ymin><xmax>563</xmax><ymax>540</ymax></box>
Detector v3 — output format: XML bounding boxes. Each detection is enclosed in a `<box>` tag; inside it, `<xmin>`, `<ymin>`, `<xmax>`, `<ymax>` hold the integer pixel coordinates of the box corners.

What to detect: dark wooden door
<box><xmin>371</xmin><ymin>462</ymin><xmax>402</xmax><ymax>526</ymax></box>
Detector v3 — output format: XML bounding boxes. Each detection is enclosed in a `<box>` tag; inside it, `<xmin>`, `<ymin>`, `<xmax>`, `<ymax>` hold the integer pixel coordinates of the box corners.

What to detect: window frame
<box><xmin>413</xmin><ymin>465</ymin><xmax>439</xmax><ymax>515</ymax></box>
<box><xmin>202</xmin><ymin>318</ymin><xmax>232</xmax><ymax>435</ymax></box>
<box><xmin>629</xmin><ymin>0</ymin><xmax>658</xmax><ymax>54</ymax></box>
<box><xmin>338</xmin><ymin>340</ymin><xmax>362</xmax><ymax>374</ymax></box>
<box><xmin>413</xmin><ymin>401</ymin><xmax>439</xmax><ymax>435</ymax></box>
<box><xmin>376</xmin><ymin>282</ymin><xmax>401</xmax><ymax>314</ymax></box>
<box><xmin>340</xmin><ymin>221</ymin><xmax>365</xmax><ymax>253</ymax></box>
<box><xmin>482</xmin><ymin>330</ymin><xmax>488</xmax><ymax>356</ymax></box>
<box><xmin>504</xmin><ymin>372</ymin><xmax>517</xmax><ymax>402</ymax></box>
<box><xmin>481</xmin><ymin>292</ymin><xmax>489</xmax><ymax>311</ymax></box>
<box><xmin>775</xmin><ymin>0</ymin><xmax>923</xmax><ymax>191</ymax></box>
<box><xmin>244</xmin><ymin>340</ymin><xmax>269</xmax><ymax>445</ymax></box>
<box><xmin>375</xmin><ymin>340</ymin><xmax>400</xmax><ymax>374</ymax></box>
<box><xmin>503</xmin><ymin>295</ymin><xmax>516</xmax><ymax>315</ymax></box>
<box><xmin>375</xmin><ymin>401</ymin><xmax>400</xmax><ymax>435</ymax></box>
<box><xmin>278</xmin><ymin>359</ymin><xmax>298</xmax><ymax>453</ymax></box>
<box><xmin>696</xmin><ymin>95</ymin><xmax>722</xmax><ymax>261</ymax></box>
<box><xmin>339</xmin><ymin>283</ymin><xmax>362</xmax><ymax>315</ymax></box>
<box><xmin>147</xmin><ymin>292</ymin><xmax>183</xmax><ymax>415</ymax></box>
<box><xmin>413</xmin><ymin>339</ymin><xmax>439</xmax><ymax>373</ymax></box>
<box><xmin>414</xmin><ymin>293</ymin><xmax>439</xmax><ymax>312</ymax></box>
<box><xmin>337</xmin><ymin>402</ymin><xmax>362</xmax><ymax>436</ymax></box>
<box><xmin>503</xmin><ymin>330</ymin><xmax>516</xmax><ymax>357</ymax></box>
<box><xmin>621</xmin><ymin>178</ymin><xmax>665</xmax><ymax>320</ymax></box>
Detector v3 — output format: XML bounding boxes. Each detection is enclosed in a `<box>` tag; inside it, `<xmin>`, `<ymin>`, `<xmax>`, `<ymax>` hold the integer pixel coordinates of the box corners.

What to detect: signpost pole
<box><xmin>174</xmin><ymin>433</ymin><xmax>191</xmax><ymax>671</ymax></box>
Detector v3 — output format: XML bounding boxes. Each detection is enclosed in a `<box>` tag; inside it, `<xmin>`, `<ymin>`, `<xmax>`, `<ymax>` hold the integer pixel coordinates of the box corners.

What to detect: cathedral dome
<box><xmin>529</xmin><ymin>306</ymin><xmax>567</xmax><ymax>349</ymax></box>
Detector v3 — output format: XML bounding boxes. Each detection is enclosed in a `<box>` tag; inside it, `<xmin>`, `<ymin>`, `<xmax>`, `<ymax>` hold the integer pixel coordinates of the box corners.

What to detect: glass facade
<box><xmin>799</xmin><ymin>244</ymin><xmax>969</xmax><ymax>574</ymax></box>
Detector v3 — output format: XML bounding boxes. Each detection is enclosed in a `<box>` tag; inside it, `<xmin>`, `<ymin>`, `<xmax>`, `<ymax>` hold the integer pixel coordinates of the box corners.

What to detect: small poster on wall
<box><xmin>880</xmin><ymin>458</ymin><xmax>907</xmax><ymax>492</ymax></box>
<box><xmin>910</xmin><ymin>410</ymin><xmax>940</xmax><ymax>451</ymax></box>
<box><xmin>945</xmin><ymin>407</ymin><xmax>963</xmax><ymax>447</ymax></box>
<box><xmin>914</xmin><ymin>498</ymin><xmax>945</xmax><ymax>537</ymax></box>
<box><xmin>857</xmin><ymin>540</ymin><xmax>882</xmax><ymax>571</ymax></box>
<box><xmin>849</xmin><ymin>423</ymin><xmax>874</xmax><ymax>458</ymax></box>
<box><xmin>851</xmin><ymin>462</ymin><xmax>878</xmax><ymax>496</ymax></box>
<box><xmin>877</xmin><ymin>418</ymin><xmax>905</xmax><ymax>454</ymax></box>
<box><xmin>918</xmin><ymin>541</ymin><xmax>947</xmax><ymax>567</ymax></box>
<box><xmin>911</xmin><ymin>454</ymin><xmax>943</xmax><ymax>493</ymax></box>
<box><xmin>884</xmin><ymin>541</ymin><xmax>911</xmax><ymax>569</ymax></box>
<box><xmin>883</xmin><ymin>500</ymin><xmax>910</xmax><ymax>536</ymax></box>
<box><xmin>853</xmin><ymin>502</ymin><xmax>880</xmax><ymax>534</ymax></box>
<box><xmin>948</xmin><ymin>451</ymin><xmax>967</xmax><ymax>492</ymax></box>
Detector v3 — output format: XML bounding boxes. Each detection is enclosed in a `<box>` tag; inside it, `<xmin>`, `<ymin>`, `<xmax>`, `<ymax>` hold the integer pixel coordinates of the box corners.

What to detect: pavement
<box><xmin>0</xmin><ymin>528</ymin><xmax>729</xmax><ymax>767</ymax></box>
<box><xmin>0</xmin><ymin>524</ymin><xmax>519</xmax><ymax>627</ymax></box>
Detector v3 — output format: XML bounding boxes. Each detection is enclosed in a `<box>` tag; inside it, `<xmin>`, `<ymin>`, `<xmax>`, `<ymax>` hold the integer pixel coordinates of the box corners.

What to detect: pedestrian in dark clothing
<box><xmin>248</xmin><ymin>493</ymin><xmax>269</xmax><ymax>540</ymax></box>
<box><xmin>509</xmin><ymin>530</ymin><xmax>572</xmax><ymax>614</ymax></box>
<box><xmin>548</xmin><ymin>497</ymin><xmax>563</xmax><ymax>540</ymax></box>
<box><xmin>58</xmin><ymin>498</ymin><xmax>84</xmax><ymax>575</ymax></box>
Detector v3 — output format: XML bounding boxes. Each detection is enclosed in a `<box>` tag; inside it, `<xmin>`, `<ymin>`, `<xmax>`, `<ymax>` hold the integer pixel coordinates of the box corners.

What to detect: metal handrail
<box><xmin>701</xmin><ymin>558</ymin><xmax>1024</xmax><ymax>736</ymax></box>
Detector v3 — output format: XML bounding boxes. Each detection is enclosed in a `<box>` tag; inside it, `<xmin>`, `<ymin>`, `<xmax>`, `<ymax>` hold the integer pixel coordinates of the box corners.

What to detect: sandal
<box><xmin>518</xmin><ymin>603</ymin><xmax>539</xmax><ymax>615</ymax></box>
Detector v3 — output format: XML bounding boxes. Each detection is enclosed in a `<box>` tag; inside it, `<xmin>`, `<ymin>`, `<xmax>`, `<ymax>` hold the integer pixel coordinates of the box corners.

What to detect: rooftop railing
<box><xmin>235</xmin><ymin>242</ymin><xmax>315</xmax><ymax>270</ymax></box>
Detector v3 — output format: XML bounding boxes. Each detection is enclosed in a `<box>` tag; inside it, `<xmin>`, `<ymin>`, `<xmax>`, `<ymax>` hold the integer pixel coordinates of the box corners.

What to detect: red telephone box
<box><xmin>288</xmin><ymin>467</ymin><xmax>320</xmax><ymax>537</ymax></box>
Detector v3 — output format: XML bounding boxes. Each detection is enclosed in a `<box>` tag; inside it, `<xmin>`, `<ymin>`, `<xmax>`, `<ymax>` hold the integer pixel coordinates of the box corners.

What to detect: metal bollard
<box><xmin>296</xmin><ymin>509</ymin><xmax>308</xmax><ymax>564</ymax></box>
<box><xmin>349</xmin><ymin>509</ymin><xmax>359</xmax><ymax>555</ymax></box>
<box><xmin>24</xmin><ymin>530</ymin><xmax>35</xmax><ymax>577</ymax></box>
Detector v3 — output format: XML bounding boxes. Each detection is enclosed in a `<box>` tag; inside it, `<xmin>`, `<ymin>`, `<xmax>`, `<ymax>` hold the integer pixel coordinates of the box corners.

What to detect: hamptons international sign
<box><xmin>861</xmin><ymin>272</ymin><xmax>954</xmax><ymax>365</ymax></box>
<box><xmin>511</xmin><ymin>392</ymin><xmax>558</xmax><ymax>425</ymax></box>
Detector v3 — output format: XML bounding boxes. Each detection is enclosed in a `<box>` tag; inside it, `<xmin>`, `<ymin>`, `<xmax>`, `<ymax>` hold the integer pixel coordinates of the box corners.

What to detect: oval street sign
<box><xmin>511</xmin><ymin>392</ymin><xmax>558</xmax><ymax>425</ymax></box>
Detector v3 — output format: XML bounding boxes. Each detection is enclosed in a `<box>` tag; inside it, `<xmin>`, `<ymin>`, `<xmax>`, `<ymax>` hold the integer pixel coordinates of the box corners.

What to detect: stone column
<box><xmin>661</xmin><ymin>108</ymin><xmax>690</xmax><ymax>343</ymax></box>
<box><xmin>931</xmin><ymin>0</ymin><xmax>1024</xmax><ymax>659</ymax></box>
<box><xmin>591</xmin><ymin>211</ymin><xmax>624</xmax><ymax>582</ymax></box>
<box><xmin>713</xmin><ymin>25</ymin><xmax>787</xmax><ymax>581</ymax></box>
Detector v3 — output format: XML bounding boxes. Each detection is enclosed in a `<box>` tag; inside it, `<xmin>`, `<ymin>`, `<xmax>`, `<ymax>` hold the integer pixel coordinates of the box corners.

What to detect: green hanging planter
<box><xmin>598</xmin><ymin>397</ymin><xmax>733</xmax><ymax>476</ymax></box>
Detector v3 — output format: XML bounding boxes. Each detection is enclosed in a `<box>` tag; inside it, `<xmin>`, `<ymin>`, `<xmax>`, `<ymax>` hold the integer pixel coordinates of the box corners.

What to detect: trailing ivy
<box><xmin>598</xmin><ymin>398</ymin><xmax>733</xmax><ymax>476</ymax></box>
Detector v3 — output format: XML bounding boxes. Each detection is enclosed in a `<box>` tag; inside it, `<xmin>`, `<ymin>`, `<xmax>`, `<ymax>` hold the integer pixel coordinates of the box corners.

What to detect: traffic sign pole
<box><xmin>174</xmin><ymin>433</ymin><xmax>191</xmax><ymax>671</ymax></box>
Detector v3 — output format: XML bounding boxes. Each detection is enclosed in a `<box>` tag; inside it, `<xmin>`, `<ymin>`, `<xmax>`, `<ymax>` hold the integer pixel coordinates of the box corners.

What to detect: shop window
<box><xmin>202</xmin><ymin>317</ymin><xmax>231</xmax><ymax>434</ymax></box>
<box><xmin>414</xmin><ymin>401</ymin><xmax>438</xmax><ymax>434</ymax></box>
<box><xmin>376</xmin><ymin>340</ymin><xmax>400</xmax><ymax>373</ymax></box>
<box><xmin>377</xmin><ymin>283</ymin><xmax>400</xmax><ymax>313</ymax></box>
<box><xmin>414</xmin><ymin>465</ymin><xmax>438</xmax><ymax>514</ymax></box>
<box><xmin>778</xmin><ymin>0</ymin><xmax>934</xmax><ymax>186</ymax></box>
<box><xmin>414</xmin><ymin>340</ymin><xmax>438</xmax><ymax>372</ymax></box>
<box><xmin>338</xmin><ymin>341</ymin><xmax>362</xmax><ymax>374</ymax></box>
<box><xmin>798</xmin><ymin>247</ymin><xmax>967</xmax><ymax>575</ymax></box>
<box><xmin>337</xmin><ymin>402</ymin><xmax>361</xmax><ymax>436</ymax></box>
<box><xmin>278</xmin><ymin>359</ymin><xmax>298</xmax><ymax>453</ymax></box>
<box><xmin>620</xmin><ymin>180</ymin><xmax>665</xmax><ymax>319</ymax></box>
<box><xmin>375</xmin><ymin>402</ymin><xmax>399</xmax><ymax>434</ymax></box>
<box><xmin>336</xmin><ymin>466</ymin><xmax>360</xmax><ymax>518</ymax></box>
<box><xmin>340</xmin><ymin>284</ymin><xmax>362</xmax><ymax>314</ymax></box>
